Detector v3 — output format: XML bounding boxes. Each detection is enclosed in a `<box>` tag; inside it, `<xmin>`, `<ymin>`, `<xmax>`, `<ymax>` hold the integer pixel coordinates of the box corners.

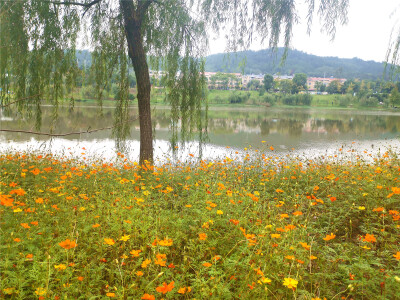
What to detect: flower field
<box><xmin>1</xmin><ymin>148</ymin><xmax>400</xmax><ymax>299</ymax></box>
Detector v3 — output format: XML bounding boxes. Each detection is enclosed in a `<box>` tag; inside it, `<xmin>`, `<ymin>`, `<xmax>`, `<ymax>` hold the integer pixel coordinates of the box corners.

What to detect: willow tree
<box><xmin>0</xmin><ymin>0</ymin><xmax>350</xmax><ymax>163</ymax></box>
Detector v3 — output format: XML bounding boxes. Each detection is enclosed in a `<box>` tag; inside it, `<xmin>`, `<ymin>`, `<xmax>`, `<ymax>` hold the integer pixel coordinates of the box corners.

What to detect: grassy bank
<box><xmin>1</xmin><ymin>149</ymin><xmax>400</xmax><ymax>299</ymax></box>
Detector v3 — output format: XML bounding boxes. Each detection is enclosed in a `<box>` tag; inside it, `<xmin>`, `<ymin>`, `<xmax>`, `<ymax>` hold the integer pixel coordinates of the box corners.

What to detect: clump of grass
<box><xmin>1</xmin><ymin>149</ymin><xmax>400</xmax><ymax>299</ymax></box>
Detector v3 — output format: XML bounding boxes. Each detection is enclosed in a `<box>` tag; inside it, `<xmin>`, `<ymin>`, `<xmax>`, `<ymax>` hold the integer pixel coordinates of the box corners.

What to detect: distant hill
<box><xmin>204</xmin><ymin>48</ymin><xmax>387</xmax><ymax>80</ymax></box>
<box><xmin>75</xmin><ymin>48</ymin><xmax>388</xmax><ymax>80</ymax></box>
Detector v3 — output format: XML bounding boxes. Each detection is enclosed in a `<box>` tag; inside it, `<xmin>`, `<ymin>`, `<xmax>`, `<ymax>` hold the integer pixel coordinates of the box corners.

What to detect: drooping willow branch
<box><xmin>0</xmin><ymin>117</ymin><xmax>138</xmax><ymax>137</ymax></box>
<box><xmin>0</xmin><ymin>94</ymin><xmax>42</xmax><ymax>108</ymax></box>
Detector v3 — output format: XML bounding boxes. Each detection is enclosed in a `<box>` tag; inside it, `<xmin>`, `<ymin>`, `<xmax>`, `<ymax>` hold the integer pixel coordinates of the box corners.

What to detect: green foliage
<box><xmin>292</xmin><ymin>73</ymin><xmax>307</xmax><ymax>93</ymax></box>
<box><xmin>327</xmin><ymin>80</ymin><xmax>342</xmax><ymax>94</ymax></box>
<box><xmin>263</xmin><ymin>74</ymin><xmax>274</xmax><ymax>91</ymax></box>
<box><xmin>282</xmin><ymin>94</ymin><xmax>312</xmax><ymax>106</ymax></box>
<box><xmin>228</xmin><ymin>92</ymin><xmax>248</xmax><ymax>104</ymax></box>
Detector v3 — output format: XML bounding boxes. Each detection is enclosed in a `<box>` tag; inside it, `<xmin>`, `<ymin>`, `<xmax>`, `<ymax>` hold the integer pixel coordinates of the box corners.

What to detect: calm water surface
<box><xmin>1</xmin><ymin>105</ymin><xmax>400</xmax><ymax>162</ymax></box>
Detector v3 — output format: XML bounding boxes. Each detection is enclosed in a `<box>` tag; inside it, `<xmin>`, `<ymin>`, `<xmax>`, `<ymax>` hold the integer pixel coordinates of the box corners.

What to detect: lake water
<box><xmin>1</xmin><ymin>105</ymin><xmax>400</xmax><ymax>163</ymax></box>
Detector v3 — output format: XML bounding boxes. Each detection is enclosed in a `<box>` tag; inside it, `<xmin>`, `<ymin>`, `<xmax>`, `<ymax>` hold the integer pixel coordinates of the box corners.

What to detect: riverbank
<box><xmin>1</xmin><ymin>149</ymin><xmax>400</xmax><ymax>299</ymax></box>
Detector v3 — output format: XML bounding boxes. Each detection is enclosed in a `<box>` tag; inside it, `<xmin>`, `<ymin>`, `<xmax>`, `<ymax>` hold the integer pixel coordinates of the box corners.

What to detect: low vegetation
<box><xmin>1</xmin><ymin>147</ymin><xmax>400</xmax><ymax>299</ymax></box>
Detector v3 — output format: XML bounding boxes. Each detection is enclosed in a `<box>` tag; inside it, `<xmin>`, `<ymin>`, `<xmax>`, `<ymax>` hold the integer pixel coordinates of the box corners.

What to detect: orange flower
<box><xmin>130</xmin><ymin>249</ymin><xmax>142</xmax><ymax>257</ymax></box>
<box><xmin>104</xmin><ymin>238</ymin><xmax>115</xmax><ymax>246</ymax></box>
<box><xmin>199</xmin><ymin>233</ymin><xmax>207</xmax><ymax>240</ymax></box>
<box><xmin>0</xmin><ymin>194</ymin><xmax>14</xmax><ymax>206</ymax></box>
<box><xmin>299</xmin><ymin>242</ymin><xmax>310</xmax><ymax>250</ymax></box>
<box><xmin>285</xmin><ymin>224</ymin><xmax>296</xmax><ymax>231</ymax></box>
<box><xmin>30</xmin><ymin>168</ymin><xmax>40</xmax><ymax>175</ymax></box>
<box><xmin>35</xmin><ymin>198</ymin><xmax>44</xmax><ymax>204</ymax></box>
<box><xmin>271</xmin><ymin>234</ymin><xmax>281</xmax><ymax>239</ymax></box>
<box><xmin>156</xmin><ymin>281</ymin><xmax>174</xmax><ymax>294</ymax></box>
<box><xmin>292</xmin><ymin>211</ymin><xmax>303</xmax><ymax>216</ymax></box>
<box><xmin>10</xmin><ymin>188</ymin><xmax>26</xmax><ymax>196</ymax></box>
<box><xmin>203</xmin><ymin>262</ymin><xmax>212</xmax><ymax>267</ymax></box>
<box><xmin>59</xmin><ymin>239</ymin><xmax>77</xmax><ymax>249</ymax></box>
<box><xmin>363</xmin><ymin>234</ymin><xmax>376</xmax><ymax>243</ymax></box>
<box><xmin>14</xmin><ymin>238</ymin><xmax>21</xmax><ymax>242</ymax></box>
<box><xmin>141</xmin><ymin>259</ymin><xmax>151</xmax><ymax>268</ymax></box>
<box><xmin>136</xmin><ymin>271</ymin><xmax>144</xmax><ymax>276</ymax></box>
<box><xmin>77</xmin><ymin>276</ymin><xmax>84</xmax><ymax>281</ymax></box>
<box><xmin>20</xmin><ymin>223</ymin><xmax>30</xmax><ymax>229</ymax></box>
<box><xmin>158</xmin><ymin>238</ymin><xmax>173</xmax><ymax>246</ymax></box>
<box><xmin>92</xmin><ymin>224</ymin><xmax>101</xmax><ymax>228</ymax></box>
<box><xmin>229</xmin><ymin>219</ymin><xmax>240</xmax><ymax>225</ymax></box>
<box><xmin>30</xmin><ymin>221</ymin><xmax>38</xmax><ymax>226</ymax></box>
<box><xmin>106</xmin><ymin>292</ymin><xmax>115</xmax><ymax>297</ymax></box>
<box><xmin>141</xmin><ymin>294</ymin><xmax>155</xmax><ymax>300</ymax></box>
<box><xmin>373</xmin><ymin>207</ymin><xmax>385</xmax><ymax>212</ymax></box>
<box><xmin>323</xmin><ymin>233</ymin><xmax>336</xmax><ymax>241</ymax></box>
<box><xmin>393</xmin><ymin>252</ymin><xmax>400</xmax><ymax>260</ymax></box>
<box><xmin>313</xmin><ymin>186</ymin><xmax>319</xmax><ymax>191</ymax></box>
<box><xmin>178</xmin><ymin>287</ymin><xmax>192</xmax><ymax>294</ymax></box>
<box><xmin>154</xmin><ymin>253</ymin><xmax>167</xmax><ymax>266</ymax></box>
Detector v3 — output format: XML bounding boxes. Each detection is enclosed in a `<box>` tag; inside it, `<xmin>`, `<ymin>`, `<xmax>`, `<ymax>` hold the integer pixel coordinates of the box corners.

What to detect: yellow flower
<box><xmin>119</xmin><ymin>235</ymin><xmax>131</xmax><ymax>242</ymax></box>
<box><xmin>358</xmin><ymin>206</ymin><xmax>366</xmax><ymax>210</ymax></box>
<box><xmin>283</xmin><ymin>277</ymin><xmax>298</xmax><ymax>289</ymax></box>
<box><xmin>54</xmin><ymin>264</ymin><xmax>67</xmax><ymax>270</ymax></box>
<box><xmin>217</xmin><ymin>210</ymin><xmax>223</xmax><ymax>215</ymax></box>
<box><xmin>260</xmin><ymin>277</ymin><xmax>272</xmax><ymax>284</ymax></box>
<box><xmin>104</xmin><ymin>238</ymin><xmax>115</xmax><ymax>245</ymax></box>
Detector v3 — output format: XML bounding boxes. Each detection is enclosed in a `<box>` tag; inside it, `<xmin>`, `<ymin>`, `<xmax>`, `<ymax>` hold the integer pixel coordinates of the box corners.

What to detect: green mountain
<box><xmin>204</xmin><ymin>48</ymin><xmax>387</xmax><ymax>80</ymax></box>
<box><xmin>76</xmin><ymin>48</ymin><xmax>388</xmax><ymax>80</ymax></box>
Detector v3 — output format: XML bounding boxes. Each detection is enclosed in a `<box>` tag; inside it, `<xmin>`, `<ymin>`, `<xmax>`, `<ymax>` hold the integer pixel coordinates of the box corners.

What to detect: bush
<box><xmin>263</xmin><ymin>94</ymin><xmax>276</xmax><ymax>106</ymax></box>
<box><xmin>228</xmin><ymin>92</ymin><xmax>246</xmax><ymax>104</ymax></box>
<box><xmin>282</xmin><ymin>94</ymin><xmax>312</xmax><ymax>106</ymax></box>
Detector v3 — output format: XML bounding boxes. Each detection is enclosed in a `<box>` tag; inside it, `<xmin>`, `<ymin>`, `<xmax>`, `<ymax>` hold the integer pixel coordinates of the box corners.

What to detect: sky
<box><xmin>209</xmin><ymin>1</ymin><xmax>400</xmax><ymax>63</ymax></box>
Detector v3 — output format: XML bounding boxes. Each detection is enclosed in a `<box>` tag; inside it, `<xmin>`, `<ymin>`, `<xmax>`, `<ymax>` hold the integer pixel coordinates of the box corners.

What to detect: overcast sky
<box><xmin>208</xmin><ymin>1</ymin><xmax>400</xmax><ymax>63</ymax></box>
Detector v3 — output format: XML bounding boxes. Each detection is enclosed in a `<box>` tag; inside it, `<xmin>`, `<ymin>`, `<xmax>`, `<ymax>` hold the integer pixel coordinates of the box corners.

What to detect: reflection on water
<box><xmin>1</xmin><ymin>105</ymin><xmax>400</xmax><ymax>161</ymax></box>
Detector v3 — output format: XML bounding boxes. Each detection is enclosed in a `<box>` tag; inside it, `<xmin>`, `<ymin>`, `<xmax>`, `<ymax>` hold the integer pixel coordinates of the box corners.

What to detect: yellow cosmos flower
<box><xmin>260</xmin><ymin>277</ymin><xmax>272</xmax><ymax>284</ymax></box>
<box><xmin>119</xmin><ymin>235</ymin><xmax>131</xmax><ymax>242</ymax></box>
<box><xmin>54</xmin><ymin>264</ymin><xmax>67</xmax><ymax>270</ymax></box>
<box><xmin>283</xmin><ymin>277</ymin><xmax>298</xmax><ymax>289</ymax></box>
<box><xmin>216</xmin><ymin>210</ymin><xmax>223</xmax><ymax>215</ymax></box>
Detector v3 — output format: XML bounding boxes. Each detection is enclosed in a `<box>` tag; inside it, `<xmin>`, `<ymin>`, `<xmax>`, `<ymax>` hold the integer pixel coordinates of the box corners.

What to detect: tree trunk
<box><xmin>120</xmin><ymin>1</ymin><xmax>153</xmax><ymax>164</ymax></box>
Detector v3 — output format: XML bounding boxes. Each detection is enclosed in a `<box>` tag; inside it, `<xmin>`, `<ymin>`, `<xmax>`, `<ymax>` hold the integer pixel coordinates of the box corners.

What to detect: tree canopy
<box><xmin>0</xmin><ymin>0</ymin><xmax>351</xmax><ymax>163</ymax></box>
